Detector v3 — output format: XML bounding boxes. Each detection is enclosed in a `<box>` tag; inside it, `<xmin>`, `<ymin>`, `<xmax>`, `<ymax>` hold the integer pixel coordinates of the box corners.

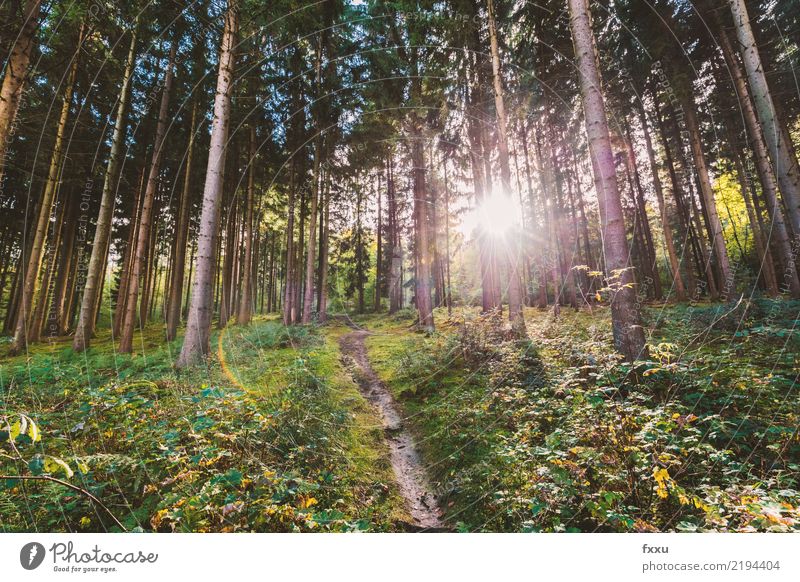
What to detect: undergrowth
<box><xmin>1</xmin><ymin>319</ymin><xmax>405</xmax><ymax>532</ymax></box>
<box><xmin>365</xmin><ymin>302</ymin><xmax>800</xmax><ymax>532</ymax></box>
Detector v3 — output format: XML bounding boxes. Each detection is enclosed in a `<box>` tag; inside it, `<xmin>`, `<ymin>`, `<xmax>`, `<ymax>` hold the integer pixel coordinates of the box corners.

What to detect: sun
<box><xmin>475</xmin><ymin>186</ymin><xmax>521</xmax><ymax>237</ymax></box>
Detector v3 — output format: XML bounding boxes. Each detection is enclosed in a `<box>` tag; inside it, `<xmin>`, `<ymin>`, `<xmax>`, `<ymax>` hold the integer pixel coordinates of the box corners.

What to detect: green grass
<box><xmin>1</xmin><ymin>318</ymin><xmax>407</xmax><ymax>532</ymax></box>
<box><xmin>2</xmin><ymin>300</ymin><xmax>798</xmax><ymax>532</ymax></box>
<box><xmin>362</xmin><ymin>302</ymin><xmax>800</xmax><ymax>532</ymax></box>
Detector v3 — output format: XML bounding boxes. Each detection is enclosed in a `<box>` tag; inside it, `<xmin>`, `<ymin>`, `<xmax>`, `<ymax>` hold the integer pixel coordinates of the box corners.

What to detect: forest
<box><xmin>0</xmin><ymin>0</ymin><xmax>798</xmax><ymax>533</ymax></box>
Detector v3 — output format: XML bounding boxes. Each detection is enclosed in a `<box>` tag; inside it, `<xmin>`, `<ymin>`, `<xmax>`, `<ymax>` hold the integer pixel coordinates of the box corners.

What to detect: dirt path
<box><xmin>339</xmin><ymin>329</ymin><xmax>445</xmax><ymax>530</ymax></box>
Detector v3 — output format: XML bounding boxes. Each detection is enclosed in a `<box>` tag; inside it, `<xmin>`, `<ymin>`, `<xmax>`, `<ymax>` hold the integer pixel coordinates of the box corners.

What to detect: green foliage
<box><xmin>0</xmin><ymin>320</ymin><xmax>404</xmax><ymax>532</ymax></box>
<box><xmin>366</xmin><ymin>306</ymin><xmax>800</xmax><ymax>532</ymax></box>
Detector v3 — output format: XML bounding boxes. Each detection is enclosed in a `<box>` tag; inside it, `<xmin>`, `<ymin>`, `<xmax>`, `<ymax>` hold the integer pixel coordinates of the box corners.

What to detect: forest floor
<box><xmin>339</xmin><ymin>327</ymin><xmax>445</xmax><ymax>529</ymax></box>
<box><xmin>1</xmin><ymin>300</ymin><xmax>799</xmax><ymax>532</ymax></box>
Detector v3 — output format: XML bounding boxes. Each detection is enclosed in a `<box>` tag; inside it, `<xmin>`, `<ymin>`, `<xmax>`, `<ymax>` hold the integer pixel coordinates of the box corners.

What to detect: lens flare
<box><xmin>476</xmin><ymin>187</ymin><xmax>520</xmax><ymax>237</ymax></box>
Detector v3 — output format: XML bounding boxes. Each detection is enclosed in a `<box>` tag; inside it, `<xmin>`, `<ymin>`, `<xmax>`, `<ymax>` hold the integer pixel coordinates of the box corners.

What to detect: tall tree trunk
<box><xmin>74</xmin><ymin>24</ymin><xmax>138</xmax><ymax>350</ymax></box>
<box><xmin>466</xmin><ymin>54</ymin><xmax>498</xmax><ymax>314</ymax></box>
<box><xmin>728</xmin><ymin>0</ymin><xmax>800</xmax><ymax>236</ymax></box>
<box><xmin>568</xmin><ymin>0</ymin><xmax>646</xmax><ymax>361</ymax></box>
<box><xmin>114</xmin><ymin>167</ymin><xmax>146</xmax><ymax>335</ymax></box>
<box><xmin>51</xmin><ymin>192</ymin><xmax>81</xmax><ymax>334</ymax></box>
<box><xmin>301</xmin><ymin>145</ymin><xmax>321</xmax><ymax>323</ymax></box>
<box><xmin>177</xmin><ymin>1</ymin><xmax>238</xmax><ymax>367</ymax></box>
<box><xmin>682</xmin><ymin>100</ymin><xmax>733</xmax><ymax>297</ymax></box>
<box><xmin>637</xmin><ymin>102</ymin><xmax>686</xmax><ymax>301</ymax></box>
<box><xmin>522</xmin><ymin>126</ymin><xmax>549</xmax><ymax>308</ymax></box>
<box><xmin>624</xmin><ymin>123</ymin><xmax>663</xmax><ymax>300</ymax></box>
<box><xmin>282</xmin><ymin>179</ymin><xmax>296</xmax><ymax>325</ymax></box>
<box><xmin>652</xmin><ymin>92</ymin><xmax>701</xmax><ymax>297</ymax></box>
<box><xmin>410</xmin><ymin>124</ymin><xmax>434</xmax><ymax>332</ymax></box>
<box><xmin>717</xmin><ymin>26</ymin><xmax>800</xmax><ymax>297</ymax></box>
<box><xmin>10</xmin><ymin>35</ymin><xmax>80</xmax><ymax>354</ymax></box>
<box><xmin>218</xmin><ymin>186</ymin><xmax>238</xmax><ymax>328</ymax></box>
<box><xmin>119</xmin><ymin>41</ymin><xmax>176</xmax><ymax>353</ymax></box>
<box><xmin>0</xmin><ymin>0</ymin><xmax>41</xmax><ymax>186</ymax></box>
<box><xmin>487</xmin><ymin>0</ymin><xmax>524</xmax><ymax>334</ymax></box>
<box><xmin>237</xmin><ymin>125</ymin><xmax>257</xmax><ymax>325</ymax></box>
<box><xmin>387</xmin><ymin>157</ymin><xmax>403</xmax><ymax>314</ymax></box>
<box><xmin>666</xmin><ymin>97</ymin><xmax>720</xmax><ymax>299</ymax></box>
<box><xmin>318</xmin><ymin>170</ymin><xmax>331</xmax><ymax>322</ymax></box>
<box><xmin>443</xmin><ymin>154</ymin><xmax>453</xmax><ymax>315</ymax></box>
<box><xmin>374</xmin><ymin>172</ymin><xmax>383</xmax><ymax>312</ymax></box>
<box><xmin>165</xmin><ymin>98</ymin><xmax>198</xmax><ymax>340</ymax></box>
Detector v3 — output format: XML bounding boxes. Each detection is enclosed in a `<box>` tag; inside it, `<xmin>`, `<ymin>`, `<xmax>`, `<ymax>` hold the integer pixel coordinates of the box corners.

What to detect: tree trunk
<box><xmin>10</xmin><ymin>34</ymin><xmax>80</xmax><ymax>354</ymax></box>
<box><xmin>717</xmin><ymin>26</ymin><xmax>800</xmax><ymax>297</ymax></box>
<box><xmin>374</xmin><ymin>172</ymin><xmax>382</xmax><ymax>312</ymax></box>
<box><xmin>729</xmin><ymin>0</ymin><xmax>800</xmax><ymax>236</ymax></box>
<box><xmin>237</xmin><ymin>125</ymin><xmax>257</xmax><ymax>325</ymax></box>
<box><xmin>0</xmin><ymin>0</ymin><xmax>41</xmax><ymax>186</ymax></box>
<box><xmin>637</xmin><ymin>102</ymin><xmax>686</xmax><ymax>301</ymax></box>
<box><xmin>682</xmin><ymin>100</ymin><xmax>733</xmax><ymax>297</ymax></box>
<box><xmin>487</xmin><ymin>0</ymin><xmax>524</xmax><ymax>334</ymax></box>
<box><xmin>568</xmin><ymin>0</ymin><xmax>646</xmax><ymax>361</ymax></box>
<box><xmin>301</xmin><ymin>144</ymin><xmax>321</xmax><ymax>323</ymax></box>
<box><xmin>119</xmin><ymin>41</ymin><xmax>176</xmax><ymax>353</ymax></box>
<box><xmin>624</xmin><ymin>122</ymin><xmax>663</xmax><ymax>300</ymax></box>
<box><xmin>318</xmin><ymin>170</ymin><xmax>331</xmax><ymax>322</ymax></box>
<box><xmin>165</xmin><ymin>98</ymin><xmax>198</xmax><ymax>340</ymax></box>
<box><xmin>177</xmin><ymin>2</ymin><xmax>238</xmax><ymax>367</ymax></box>
<box><xmin>410</xmin><ymin>124</ymin><xmax>434</xmax><ymax>332</ymax></box>
<box><xmin>74</xmin><ymin>24</ymin><xmax>138</xmax><ymax>350</ymax></box>
<box><xmin>387</xmin><ymin>157</ymin><xmax>403</xmax><ymax>314</ymax></box>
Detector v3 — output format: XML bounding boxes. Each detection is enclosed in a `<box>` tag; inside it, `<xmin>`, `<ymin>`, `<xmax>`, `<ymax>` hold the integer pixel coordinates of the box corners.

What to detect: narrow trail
<box><xmin>338</xmin><ymin>329</ymin><xmax>446</xmax><ymax>531</ymax></box>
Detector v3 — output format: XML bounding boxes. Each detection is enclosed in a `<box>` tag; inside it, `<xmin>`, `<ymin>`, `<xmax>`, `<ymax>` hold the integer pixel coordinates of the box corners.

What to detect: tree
<box><xmin>177</xmin><ymin>0</ymin><xmax>239</xmax><ymax>367</ymax></box>
<box><xmin>73</xmin><ymin>23</ymin><xmax>139</xmax><ymax>351</ymax></box>
<box><xmin>568</xmin><ymin>0</ymin><xmax>646</xmax><ymax>361</ymax></box>
<box><xmin>237</xmin><ymin>124</ymin><xmax>257</xmax><ymax>325</ymax></box>
<box><xmin>10</xmin><ymin>25</ymin><xmax>82</xmax><ymax>354</ymax></box>
<box><xmin>487</xmin><ymin>0</ymin><xmax>525</xmax><ymax>335</ymax></box>
<box><xmin>118</xmin><ymin>41</ymin><xmax>176</xmax><ymax>353</ymax></box>
<box><xmin>0</xmin><ymin>0</ymin><xmax>41</xmax><ymax>187</ymax></box>
<box><xmin>728</xmin><ymin>0</ymin><xmax>800</xmax><ymax>238</ymax></box>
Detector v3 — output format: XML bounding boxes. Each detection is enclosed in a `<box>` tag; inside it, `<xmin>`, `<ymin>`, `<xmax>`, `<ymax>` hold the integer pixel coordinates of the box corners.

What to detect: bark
<box><xmin>624</xmin><ymin>122</ymin><xmax>663</xmax><ymax>300</ymax></box>
<box><xmin>682</xmin><ymin>100</ymin><xmax>733</xmax><ymax>297</ymax></box>
<box><xmin>410</xmin><ymin>124</ymin><xmax>434</xmax><ymax>332</ymax></box>
<box><xmin>10</xmin><ymin>36</ymin><xmax>80</xmax><ymax>354</ymax></box>
<box><xmin>374</xmin><ymin>172</ymin><xmax>383</xmax><ymax>312</ymax></box>
<box><xmin>521</xmin><ymin>126</ymin><xmax>549</xmax><ymax>308</ymax></box>
<box><xmin>114</xmin><ymin>167</ymin><xmax>146</xmax><ymax>336</ymax></box>
<box><xmin>165</xmin><ymin>99</ymin><xmax>198</xmax><ymax>340</ymax></box>
<box><xmin>51</xmin><ymin>192</ymin><xmax>80</xmax><ymax>334</ymax></box>
<box><xmin>73</xmin><ymin>26</ymin><xmax>138</xmax><ymax>349</ymax></box>
<box><xmin>637</xmin><ymin>102</ymin><xmax>686</xmax><ymax>301</ymax></box>
<box><xmin>301</xmin><ymin>145</ymin><xmax>320</xmax><ymax>323</ymax></box>
<box><xmin>119</xmin><ymin>41</ymin><xmax>176</xmax><ymax>353</ymax></box>
<box><xmin>177</xmin><ymin>1</ymin><xmax>238</xmax><ymax>367</ymax></box>
<box><xmin>282</xmin><ymin>178</ymin><xmax>296</xmax><ymax>325</ymax></box>
<box><xmin>442</xmin><ymin>155</ymin><xmax>453</xmax><ymax>315</ymax></box>
<box><xmin>237</xmin><ymin>125</ymin><xmax>257</xmax><ymax>325</ymax></box>
<box><xmin>318</xmin><ymin>171</ymin><xmax>331</xmax><ymax>321</ymax></box>
<box><xmin>717</xmin><ymin>26</ymin><xmax>800</xmax><ymax>297</ymax></box>
<box><xmin>568</xmin><ymin>0</ymin><xmax>646</xmax><ymax>361</ymax></box>
<box><xmin>0</xmin><ymin>0</ymin><xmax>41</xmax><ymax>186</ymax></box>
<box><xmin>728</xmin><ymin>0</ymin><xmax>800</xmax><ymax>236</ymax></box>
<box><xmin>387</xmin><ymin>158</ymin><xmax>403</xmax><ymax>314</ymax></box>
<box><xmin>487</xmin><ymin>0</ymin><xmax>524</xmax><ymax>333</ymax></box>
<box><xmin>466</xmin><ymin>49</ymin><xmax>499</xmax><ymax>313</ymax></box>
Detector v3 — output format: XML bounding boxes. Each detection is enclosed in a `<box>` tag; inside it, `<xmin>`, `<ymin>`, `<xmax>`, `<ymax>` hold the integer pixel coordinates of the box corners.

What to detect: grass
<box><xmin>1</xmin><ymin>318</ymin><xmax>407</xmax><ymax>532</ymax></box>
<box><xmin>2</xmin><ymin>299</ymin><xmax>798</xmax><ymax>532</ymax></box>
<box><xmin>361</xmin><ymin>302</ymin><xmax>800</xmax><ymax>532</ymax></box>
